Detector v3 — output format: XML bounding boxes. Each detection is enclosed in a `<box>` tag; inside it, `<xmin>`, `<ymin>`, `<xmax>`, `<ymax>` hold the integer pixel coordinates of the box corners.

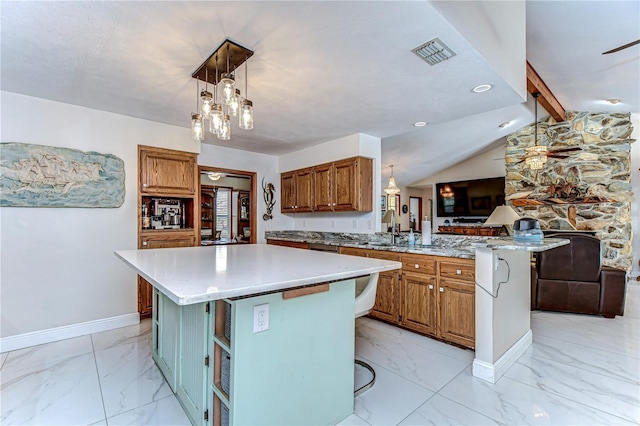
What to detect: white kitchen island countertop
<box><xmin>115</xmin><ymin>244</ymin><xmax>401</xmax><ymax>305</ymax></box>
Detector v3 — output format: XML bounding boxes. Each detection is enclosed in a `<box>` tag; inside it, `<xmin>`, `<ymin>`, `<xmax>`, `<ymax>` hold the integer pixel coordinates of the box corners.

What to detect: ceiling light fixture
<box><xmin>413</xmin><ymin>121</ymin><xmax>428</xmax><ymax>127</ymax></box>
<box><xmin>525</xmin><ymin>92</ymin><xmax>548</xmax><ymax>170</ymax></box>
<box><xmin>191</xmin><ymin>39</ymin><xmax>254</xmax><ymax>141</ymax></box>
<box><xmin>472</xmin><ymin>84</ymin><xmax>493</xmax><ymax>93</ymax></box>
<box><xmin>498</xmin><ymin>121</ymin><xmax>511</xmax><ymax>129</ymax></box>
<box><xmin>384</xmin><ymin>165</ymin><xmax>401</xmax><ymax>195</ymax></box>
<box><xmin>606</xmin><ymin>98</ymin><xmax>621</xmax><ymax>104</ymax></box>
<box><xmin>207</xmin><ymin>172</ymin><xmax>224</xmax><ymax>181</ymax></box>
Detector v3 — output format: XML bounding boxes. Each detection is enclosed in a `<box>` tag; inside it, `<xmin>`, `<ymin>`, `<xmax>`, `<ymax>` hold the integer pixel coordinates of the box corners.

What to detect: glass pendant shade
<box><xmin>239</xmin><ymin>99</ymin><xmax>254</xmax><ymax>130</ymax></box>
<box><xmin>200</xmin><ymin>90</ymin><xmax>213</xmax><ymax>118</ymax></box>
<box><xmin>209</xmin><ymin>104</ymin><xmax>223</xmax><ymax>135</ymax></box>
<box><xmin>384</xmin><ymin>165</ymin><xmax>401</xmax><ymax>195</ymax></box>
<box><xmin>229</xmin><ymin>89</ymin><xmax>241</xmax><ymax>117</ymax></box>
<box><xmin>191</xmin><ymin>113</ymin><xmax>203</xmax><ymax>141</ymax></box>
<box><xmin>525</xmin><ymin>145</ymin><xmax>548</xmax><ymax>170</ymax></box>
<box><xmin>218</xmin><ymin>114</ymin><xmax>231</xmax><ymax>140</ymax></box>
<box><xmin>220</xmin><ymin>73</ymin><xmax>236</xmax><ymax>105</ymax></box>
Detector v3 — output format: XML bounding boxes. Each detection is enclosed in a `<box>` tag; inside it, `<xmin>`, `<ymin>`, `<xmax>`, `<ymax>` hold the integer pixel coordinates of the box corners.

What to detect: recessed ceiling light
<box><xmin>472</xmin><ymin>84</ymin><xmax>493</xmax><ymax>93</ymax></box>
<box><xmin>498</xmin><ymin>121</ymin><xmax>511</xmax><ymax>129</ymax></box>
<box><xmin>606</xmin><ymin>98</ymin><xmax>621</xmax><ymax>104</ymax></box>
<box><xmin>413</xmin><ymin>121</ymin><xmax>428</xmax><ymax>127</ymax></box>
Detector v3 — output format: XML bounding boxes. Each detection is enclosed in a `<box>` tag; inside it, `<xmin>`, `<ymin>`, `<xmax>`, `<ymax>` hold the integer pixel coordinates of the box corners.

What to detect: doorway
<box><xmin>409</xmin><ymin>196</ymin><xmax>422</xmax><ymax>231</ymax></box>
<box><xmin>198</xmin><ymin>165</ymin><xmax>257</xmax><ymax>245</ymax></box>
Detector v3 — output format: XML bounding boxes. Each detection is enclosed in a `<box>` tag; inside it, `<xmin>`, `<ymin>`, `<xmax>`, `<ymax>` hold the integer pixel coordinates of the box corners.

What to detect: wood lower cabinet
<box><xmin>339</xmin><ymin>246</ymin><xmax>475</xmax><ymax>349</ymax></box>
<box><xmin>402</xmin><ymin>272</ymin><xmax>437</xmax><ymax>336</ymax></box>
<box><xmin>266</xmin><ymin>239</ymin><xmax>310</xmax><ymax>250</ymax></box>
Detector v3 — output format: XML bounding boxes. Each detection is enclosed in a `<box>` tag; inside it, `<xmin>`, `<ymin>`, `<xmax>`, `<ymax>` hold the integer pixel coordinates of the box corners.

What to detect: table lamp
<box><xmin>485</xmin><ymin>205</ymin><xmax>520</xmax><ymax>236</ymax></box>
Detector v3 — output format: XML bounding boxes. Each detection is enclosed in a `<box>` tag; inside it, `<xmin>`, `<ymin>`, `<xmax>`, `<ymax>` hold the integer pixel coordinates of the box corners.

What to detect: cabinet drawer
<box><xmin>339</xmin><ymin>247</ymin><xmax>369</xmax><ymax>257</ymax></box>
<box><xmin>439</xmin><ymin>261</ymin><xmax>475</xmax><ymax>282</ymax></box>
<box><xmin>367</xmin><ymin>251</ymin><xmax>401</xmax><ymax>262</ymax></box>
<box><xmin>402</xmin><ymin>255</ymin><xmax>436</xmax><ymax>275</ymax></box>
<box><xmin>266</xmin><ymin>239</ymin><xmax>310</xmax><ymax>250</ymax></box>
<box><xmin>140</xmin><ymin>232</ymin><xmax>196</xmax><ymax>249</ymax></box>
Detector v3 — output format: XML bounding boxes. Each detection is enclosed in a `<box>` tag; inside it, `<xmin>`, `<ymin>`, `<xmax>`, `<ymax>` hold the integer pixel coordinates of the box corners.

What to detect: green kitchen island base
<box><xmin>152</xmin><ymin>280</ymin><xmax>356</xmax><ymax>426</ymax></box>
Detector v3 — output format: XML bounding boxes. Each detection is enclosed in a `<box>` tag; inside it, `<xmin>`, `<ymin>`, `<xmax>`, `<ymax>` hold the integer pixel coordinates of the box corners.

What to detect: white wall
<box><xmin>197</xmin><ymin>144</ymin><xmax>288</xmax><ymax>243</ymax></box>
<box><xmin>630</xmin><ymin>114</ymin><xmax>639</xmax><ymax>279</ymax></box>
<box><xmin>278</xmin><ymin>133</ymin><xmax>382</xmax><ymax>233</ymax></box>
<box><xmin>413</xmin><ymin>145</ymin><xmax>506</xmax><ymax>228</ymax></box>
<box><xmin>0</xmin><ymin>91</ymin><xmax>199</xmax><ymax>341</ymax></box>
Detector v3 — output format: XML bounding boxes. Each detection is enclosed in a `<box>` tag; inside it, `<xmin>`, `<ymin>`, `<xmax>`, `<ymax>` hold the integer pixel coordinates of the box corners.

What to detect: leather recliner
<box><xmin>531</xmin><ymin>233</ymin><xmax>626</xmax><ymax>318</ymax></box>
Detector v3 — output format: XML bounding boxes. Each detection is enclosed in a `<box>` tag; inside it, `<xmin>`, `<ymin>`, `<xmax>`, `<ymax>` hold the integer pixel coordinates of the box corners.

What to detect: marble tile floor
<box><xmin>1</xmin><ymin>283</ymin><xmax>638</xmax><ymax>425</ymax></box>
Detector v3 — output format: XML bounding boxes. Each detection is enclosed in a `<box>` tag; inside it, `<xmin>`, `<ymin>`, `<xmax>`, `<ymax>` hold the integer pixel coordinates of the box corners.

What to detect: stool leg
<box><xmin>354</xmin><ymin>359</ymin><xmax>376</xmax><ymax>397</ymax></box>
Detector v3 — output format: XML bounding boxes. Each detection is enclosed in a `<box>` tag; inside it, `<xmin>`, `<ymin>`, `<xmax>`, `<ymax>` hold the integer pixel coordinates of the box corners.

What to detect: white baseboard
<box><xmin>0</xmin><ymin>313</ymin><xmax>140</xmax><ymax>353</ymax></box>
<box><xmin>472</xmin><ymin>330</ymin><xmax>532</xmax><ymax>383</ymax></box>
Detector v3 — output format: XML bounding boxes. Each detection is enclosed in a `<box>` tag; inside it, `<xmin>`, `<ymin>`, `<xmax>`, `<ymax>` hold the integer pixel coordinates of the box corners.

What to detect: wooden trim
<box><xmin>526</xmin><ymin>61</ymin><xmax>565</xmax><ymax>122</ymax></box>
<box><xmin>282</xmin><ymin>284</ymin><xmax>330</xmax><ymax>300</ymax></box>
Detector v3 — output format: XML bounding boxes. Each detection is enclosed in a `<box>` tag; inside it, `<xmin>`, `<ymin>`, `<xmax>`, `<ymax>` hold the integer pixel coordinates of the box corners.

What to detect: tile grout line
<box><xmin>90</xmin><ymin>334</ymin><xmax>110</xmax><ymax>425</ymax></box>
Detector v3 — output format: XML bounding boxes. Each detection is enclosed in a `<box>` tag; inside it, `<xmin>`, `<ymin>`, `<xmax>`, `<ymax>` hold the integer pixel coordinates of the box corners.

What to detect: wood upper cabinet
<box><xmin>280</xmin><ymin>168</ymin><xmax>313</xmax><ymax>213</ymax></box>
<box><xmin>139</xmin><ymin>146</ymin><xmax>197</xmax><ymax>195</ymax></box>
<box><xmin>281</xmin><ymin>156</ymin><xmax>373</xmax><ymax>213</ymax></box>
<box><xmin>313</xmin><ymin>163</ymin><xmax>333</xmax><ymax>212</ymax></box>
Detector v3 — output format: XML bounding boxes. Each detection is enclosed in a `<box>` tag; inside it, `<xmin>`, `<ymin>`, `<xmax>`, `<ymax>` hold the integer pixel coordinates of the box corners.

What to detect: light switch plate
<box><xmin>253</xmin><ymin>303</ymin><xmax>269</xmax><ymax>333</ymax></box>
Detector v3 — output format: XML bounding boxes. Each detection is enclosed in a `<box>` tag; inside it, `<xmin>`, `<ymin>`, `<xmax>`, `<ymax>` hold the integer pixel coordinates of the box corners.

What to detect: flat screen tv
<box><xmin>436</xmin><ymin>177</ymin><xmax>505</xmax><ymax>218</ymax></box>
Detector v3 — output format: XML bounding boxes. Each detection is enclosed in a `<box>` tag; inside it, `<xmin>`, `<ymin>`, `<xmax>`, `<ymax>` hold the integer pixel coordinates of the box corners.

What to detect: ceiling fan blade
<box><xmin>602</xmin><ymin>39</ymin><xmax>640</xmax><ymax>54</ymax></box>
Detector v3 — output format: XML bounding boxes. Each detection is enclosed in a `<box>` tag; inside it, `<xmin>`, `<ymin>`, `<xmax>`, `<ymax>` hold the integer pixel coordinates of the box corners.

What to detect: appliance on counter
<box><xmin>513</xmin><ymin>218</ymin><xmax>544</xmax><ymax>242</ymax></box>
<box><xmin>150</xmin><ymin>198</ymin><xmax>184</xmax><ymax>229</ymax></box>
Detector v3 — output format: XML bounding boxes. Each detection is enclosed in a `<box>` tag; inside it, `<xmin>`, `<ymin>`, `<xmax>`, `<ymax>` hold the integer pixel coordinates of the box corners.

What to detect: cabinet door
<box><xmin>313</xmin><ymin>163</ymin><xmax>333</xmax><ymax>211</ymax></box>
<box><xmin>266</xmin><ymin>239</ymin><xmax>310</xmax><ymax>250</ymax></box>
<box><xmin>140</xmin><ymin>147</ymin><xmax>196</xmax><ymax>195</ymax></box>
<box><xmin>281</xmin><ymin>171</ymin><xmax>297</xmax><ymax>213</ymax></box>
<box><xmin>401</xmin><ymin>272</ymin><xmax>437</xmax><ymax>336</ymax></box>
<box><xmin>295</xmin><ymin>168</ymin><xmax>314</xmax><ymax>212</ymax></box>
<box><xmin>153</xmin><ymin>290</ymin><xmax>180</xmax><ymax>392</ymax></box>
<box><xmin>369</xmin><ymin>271</ymin><xmax>399</xmax><ymax>323</ymax></box>
<box><xmin>138</xmin><ymin>276</ymin><xmax>154</xmax><ymax>318</ymax></box>
<box><xmin>333</xmin><ymin>159</ymin><xmax>357</xmax><ymax>211</ymax></box>
<box><xmin>438</xmin><ymin>278</ymin><xmax>475</xmax><ymax>348</ymax></box>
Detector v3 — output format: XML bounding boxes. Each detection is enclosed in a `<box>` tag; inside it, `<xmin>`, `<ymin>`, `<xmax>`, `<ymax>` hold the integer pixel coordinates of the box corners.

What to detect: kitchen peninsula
<box><xmin>266</xmin><ymin>231</ymin><xmax>568</xmax><ymax>383</ymax></box>
<box><xmin>115</xmin><ymin>244</ymin><xmax>401</xmax><ymax>426</ymax></box>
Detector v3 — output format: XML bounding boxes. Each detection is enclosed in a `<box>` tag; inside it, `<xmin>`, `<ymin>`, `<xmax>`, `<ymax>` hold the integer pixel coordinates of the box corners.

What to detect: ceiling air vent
<box><xmin>412</xmin><ymin>38</ymin><xmax>456</xmax><ymax>66</ymax></box>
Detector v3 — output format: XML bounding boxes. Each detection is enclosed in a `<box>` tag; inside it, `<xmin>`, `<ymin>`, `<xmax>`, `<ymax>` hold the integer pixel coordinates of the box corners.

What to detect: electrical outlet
<box><xmin>494</xmin><ymin>254</ymin><xmax>500</xmax><ymax>271</ymax></box>
<box><xmin>352</xmin><ymin>219</ymin><xmax>357</xmax><ymax>229</ymax></box>
<box><xmin>253</xmin><ymin>303</ymin><xmax>269</xmax><ymax>333</ymax></box>
<box><xmin>367</xmin><ymin>220</ymin><xmax>372</xmax><ymax>229</ymax></box>
<box><xmin>331</xmin><ymin>220</ymin><xmax>335</xmax><ymax>228</ymax></box>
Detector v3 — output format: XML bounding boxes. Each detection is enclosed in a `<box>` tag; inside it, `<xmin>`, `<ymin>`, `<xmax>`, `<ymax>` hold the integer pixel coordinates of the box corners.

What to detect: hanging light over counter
<box><xmin>525</xmin><ymin>92</ymin><xmax>548</xmax><ymax>170</ymax></box>
<box><xmin>384</xmin><ymin>165</ymin><xmax>401</xmax><ymax>195</ymax></box>
<box><xmin>190</xmin><ymin>39</ymin><xmax>254</xmax><ymax>141</ymax></box>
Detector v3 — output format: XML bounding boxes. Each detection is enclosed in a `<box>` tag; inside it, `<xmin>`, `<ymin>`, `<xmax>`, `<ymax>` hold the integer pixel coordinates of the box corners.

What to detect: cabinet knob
<box><xmin>428</xmin><ymin>284</ymin><xmax>434</xmax><ymax>290</ymax></box>
<box><xmin>142</xmin><ymin>183</ymin><xmax>148</xmax><ymax>188</ymax></box>
<box><xmin>456</xmin><ymin>269</ymin><xmax>462</xmax><ymax>275</ymax></box>
<box><xmin>333</xmin><ymin>203</ymin><xmax>336</xmax><ymax>206</ymax></box>
<box><xmin>328</xmin><ymin>204</ymin><xmax>331</xmax><ymax>206</ymax></box>
<box><xmin>439</xmin><ymin>287</ymin><xmax>444</xmax><ymax>292</ymax></box>
<box><xmin>415</xmin><ymin>264</ymin><xmax>419</xmax><ymax>268</ymax></box>
<box><xmin>142</xmin><ymin>241</ymin><xmax>148</xmax><ymax>246</ymax></box>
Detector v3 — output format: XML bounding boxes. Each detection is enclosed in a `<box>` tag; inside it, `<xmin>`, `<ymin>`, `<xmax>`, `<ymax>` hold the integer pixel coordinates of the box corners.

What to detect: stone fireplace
<box><xmin>505</xmin><ymin>111</ymin><xmax>635</xmax><ymax>272</ymax></box>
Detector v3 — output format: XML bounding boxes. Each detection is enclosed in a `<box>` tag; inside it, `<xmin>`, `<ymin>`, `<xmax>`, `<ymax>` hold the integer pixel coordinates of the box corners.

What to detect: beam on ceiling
<box><xmin>526</xmin><ymin>61</ymin><xmax>565</xmax><ymax>122</ymax></box>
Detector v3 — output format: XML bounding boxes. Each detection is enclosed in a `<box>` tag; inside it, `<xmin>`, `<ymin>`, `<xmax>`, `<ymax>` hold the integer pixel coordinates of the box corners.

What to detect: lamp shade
<box><xmin>485</xmin><ymin>205</ymin><xmax>520</xmax><ymax>225</ymax></box>
<box><xmin>381</xmin><ymin>209</ymin><xmax>399</xmax><ymax>224</ymax></box>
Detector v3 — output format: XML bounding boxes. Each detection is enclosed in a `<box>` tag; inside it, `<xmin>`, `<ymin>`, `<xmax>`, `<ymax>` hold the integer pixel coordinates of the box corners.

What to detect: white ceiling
<box><xmin>2</xmin><ymin>1</ymin><xmax>638</xmax><ymax>188</ymax></box>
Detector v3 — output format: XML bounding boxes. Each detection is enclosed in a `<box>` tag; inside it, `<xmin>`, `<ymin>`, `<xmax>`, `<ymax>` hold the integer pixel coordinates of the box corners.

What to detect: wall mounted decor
<box><xmin>262</xmin><ymin>178</ymin><xmax>275</xmax><ymax>220</ymax></box>
<box><xmin>0</xmin><ymin>142</ymin><xmax>125</xmax><ymax>207</ymax></box>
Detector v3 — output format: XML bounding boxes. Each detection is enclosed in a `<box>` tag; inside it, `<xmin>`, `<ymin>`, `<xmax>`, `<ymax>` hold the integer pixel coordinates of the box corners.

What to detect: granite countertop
<box><xmin>115</xmin><ymin>245</ymin><xmax>401</xmax><ymax>305</ymax></box>
<box><xmin>265</xmin><ymin>231</ymin><xmax>569</xmax><ymax>259</ymax></box>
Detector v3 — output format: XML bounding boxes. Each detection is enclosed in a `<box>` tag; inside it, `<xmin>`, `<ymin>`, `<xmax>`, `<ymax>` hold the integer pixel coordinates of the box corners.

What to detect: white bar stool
<box><xmin>354</xmin><ymin>273</ymin><xmax>378</xmax><ymax>396</ymax></box>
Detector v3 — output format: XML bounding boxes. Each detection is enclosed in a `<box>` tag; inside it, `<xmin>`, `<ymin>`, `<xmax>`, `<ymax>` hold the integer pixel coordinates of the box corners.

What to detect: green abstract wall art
<box><xmin>0</xmin><ymin>143</ymin><xmax>125</xmax><ymax>207</ymax></box>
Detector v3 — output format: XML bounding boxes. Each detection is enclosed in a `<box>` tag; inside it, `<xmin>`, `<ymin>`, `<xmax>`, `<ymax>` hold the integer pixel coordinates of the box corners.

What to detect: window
<box><xmin>215</xmin><ymin>188</ymin><xmax>231</xmax><ymax>239</ymax></box>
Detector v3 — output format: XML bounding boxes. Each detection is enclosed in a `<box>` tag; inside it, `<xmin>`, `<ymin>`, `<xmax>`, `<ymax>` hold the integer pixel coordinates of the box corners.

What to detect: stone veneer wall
<box><xmin>505</xmin><ymin>111</ymin><xmax>635</xmax><ymax>272</ymax></box>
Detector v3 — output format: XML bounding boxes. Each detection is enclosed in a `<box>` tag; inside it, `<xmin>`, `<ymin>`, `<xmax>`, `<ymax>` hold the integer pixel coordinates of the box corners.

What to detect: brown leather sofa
<box><xmin>531</xmin><ymin>233</ymin><xmax>626</xmax><ymax>318</ymax></box>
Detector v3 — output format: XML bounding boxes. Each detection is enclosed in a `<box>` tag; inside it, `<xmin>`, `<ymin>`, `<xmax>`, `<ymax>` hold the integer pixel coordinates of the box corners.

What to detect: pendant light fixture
<box><xmin>384</xmin><ymin>165</ymin><xmax>401</xmax><ymax>195</ymax></box>
<box><xmin>190</xmin><ymin>39</ymin><xmax>254</xmax><ymax>141</ymax></box>
<box><xmin>191</xmin><ymin>80</ymin><xmax>203</xmax><ymax>141</ymax></box>
<box><xmin>239</xmin><ymin>57</ymin><xmax>254</xmax><ymax>130</ymax></box>
<box><xmin>525</xmin><ymin>92</ymin><xmax>548</xmax><ymax>170</ymax></box>
<box><xmin>200</xmin><ymin>68</ymin><xmax>213</xmax><ymax>119</ymax></box>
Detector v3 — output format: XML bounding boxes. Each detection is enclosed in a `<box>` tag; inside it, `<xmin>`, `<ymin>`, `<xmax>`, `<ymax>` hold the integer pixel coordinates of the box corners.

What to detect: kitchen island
<box><xmin>115</xmin><ymin>244</ymin><xmax>401</xmax><ymax>426</ymax></box>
